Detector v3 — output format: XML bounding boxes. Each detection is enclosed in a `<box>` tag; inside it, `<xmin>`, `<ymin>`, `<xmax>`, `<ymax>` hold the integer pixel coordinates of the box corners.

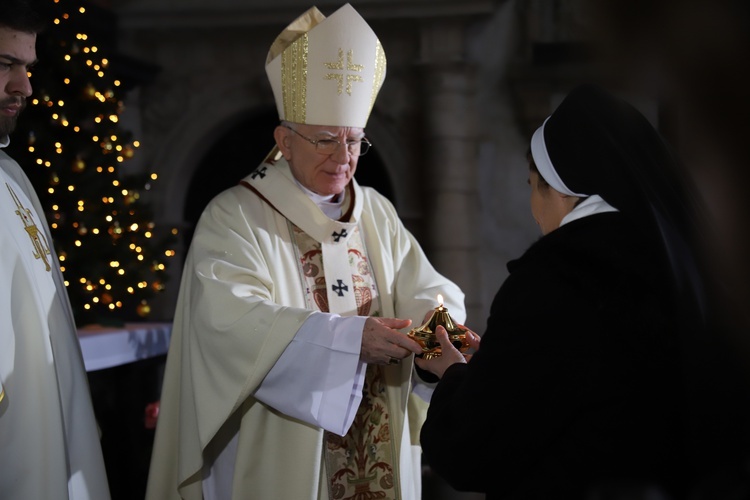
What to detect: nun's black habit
<box><xmin>420</xmin><ymin>84</ymin><xmax>750</xmax><ymax>500</ymax></box>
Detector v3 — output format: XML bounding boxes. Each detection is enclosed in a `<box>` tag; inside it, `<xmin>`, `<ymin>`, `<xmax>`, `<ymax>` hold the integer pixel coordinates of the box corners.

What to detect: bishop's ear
<box><xmin>273</xmin><ymin>125</ymin><xmax>292</xmax><ymax>159</ymax></box>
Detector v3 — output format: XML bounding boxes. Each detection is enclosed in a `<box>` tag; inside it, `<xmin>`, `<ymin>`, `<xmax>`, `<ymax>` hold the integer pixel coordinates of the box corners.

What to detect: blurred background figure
<box><xmin>582</xmin><ymin>0</ymin><xmax>750</xmax><ymax>335</ymax></box>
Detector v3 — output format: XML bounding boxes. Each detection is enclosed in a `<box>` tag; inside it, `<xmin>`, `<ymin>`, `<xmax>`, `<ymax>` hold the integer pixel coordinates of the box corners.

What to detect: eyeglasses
<box><xmin>283</xmin><ymin>125</ymin><xmax>372</xmax><ymax>156</ymax></box>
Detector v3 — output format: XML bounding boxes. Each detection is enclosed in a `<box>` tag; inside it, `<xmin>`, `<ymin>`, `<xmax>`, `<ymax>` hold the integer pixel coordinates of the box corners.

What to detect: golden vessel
<box><xmin>408</xmin><ymin>295</ymin><xmax>469</xmax><ymax>360</ymax></box>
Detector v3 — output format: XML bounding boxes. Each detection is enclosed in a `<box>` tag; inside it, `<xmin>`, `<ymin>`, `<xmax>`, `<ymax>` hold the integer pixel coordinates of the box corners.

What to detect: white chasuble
<box><xmin>146</xmin><ymin>155</ymin><xmax>465</xmax><ymax>500</ymax></box>
<box><xmin>0</xmin><ymin>149</ymin><xmax>110</xmax><ymax>500</ymax></box>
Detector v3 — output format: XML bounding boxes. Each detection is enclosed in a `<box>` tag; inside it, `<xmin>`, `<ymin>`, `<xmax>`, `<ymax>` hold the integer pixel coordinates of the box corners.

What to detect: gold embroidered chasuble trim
<box><xmin>6</xmin><ymin>182</ymin><xmax>52</xmax><ymax>272</ymax></box>
<box><xmin>291</xmin><ymin>223</ymin><xmax>401</xmax><ymax>500</ymax></box>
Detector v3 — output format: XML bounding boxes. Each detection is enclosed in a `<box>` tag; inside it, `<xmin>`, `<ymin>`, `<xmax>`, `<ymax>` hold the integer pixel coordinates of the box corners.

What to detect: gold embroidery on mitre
<box><xmin>281</xmin><ymin>33</ymin><xmax>309</xmax><ymax>123</ymax></box>
<box><xmin>370</xmin><ymin>41</ymin><xmax>386</xmax><ymax>115</ymax></box>
<box><xmin>6</xmin><ymin>183</ymin><xmax>51</xmax><ymax>272</ymax></box>
<box><xmin>324</xmin><ymin>48</ymin><xmax>364</xmax><ymax>96</ymax></box>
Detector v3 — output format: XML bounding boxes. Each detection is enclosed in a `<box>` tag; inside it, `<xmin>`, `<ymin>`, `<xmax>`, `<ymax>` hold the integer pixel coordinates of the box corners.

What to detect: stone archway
<box><xmin>182</xmin><ymin>107</ymin><xmax>277</xmax><ymax>252</ymax></box>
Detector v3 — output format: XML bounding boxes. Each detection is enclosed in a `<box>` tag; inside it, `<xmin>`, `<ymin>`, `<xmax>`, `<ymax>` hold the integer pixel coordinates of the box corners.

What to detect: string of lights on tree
<box><xmin>7</xmin><ymin>0</ymin><xmax>177</xmax><ymax>327</ymax></box>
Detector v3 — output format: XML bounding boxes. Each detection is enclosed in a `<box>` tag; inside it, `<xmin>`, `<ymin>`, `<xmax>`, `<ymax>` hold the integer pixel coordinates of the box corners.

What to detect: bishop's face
<box><xmin>0</xmin><ymin>27</ymin><xmax>36</xmax><ymax>138</ymax></box>
<box><xmin>274</xmin><ymin>123</ymin><xmax>365</xmax><ymax>197</ymax></box>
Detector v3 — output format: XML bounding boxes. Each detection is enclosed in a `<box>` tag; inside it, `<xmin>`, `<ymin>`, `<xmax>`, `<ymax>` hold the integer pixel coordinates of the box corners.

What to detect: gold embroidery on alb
<box><xmin>6</xmin><ymin>183</ymin><xmax>52</xmax><ymax>272</ymax></box>
<box><xmin>324</xmin><ymin>48</ymin><xmax>364</xmax><ymax>95</ymax></box>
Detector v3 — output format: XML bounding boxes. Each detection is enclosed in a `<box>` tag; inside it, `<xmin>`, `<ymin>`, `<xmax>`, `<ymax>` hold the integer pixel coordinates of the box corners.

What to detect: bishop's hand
<box><xmin>360</xmin><ymin>317</ymin><xmax>422</xmax><ymax>366</ymax></box>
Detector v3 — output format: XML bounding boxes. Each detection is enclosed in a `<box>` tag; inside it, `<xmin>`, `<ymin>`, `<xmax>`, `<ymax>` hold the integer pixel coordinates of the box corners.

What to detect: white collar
<box><xmin>293</xmin><ymin>178</ymin><xmax>344</xmax><ymax>220</ymax></box>
<box><xmin>0</xmin><ymin>135</ymin><xmax>9</xmax><ymax>148</ymax></box>
<box><xmin>559</xmin><ymin>194</ymin><xmax>618</xmax><ymax>227</ymax></box>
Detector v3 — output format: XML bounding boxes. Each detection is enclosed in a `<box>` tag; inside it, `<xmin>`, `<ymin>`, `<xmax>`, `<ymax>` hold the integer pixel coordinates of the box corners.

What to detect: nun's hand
<box><xmin>462</xmin><ymin>326</ymin><xmax>481</xmax><ymax>356</ymax></box>
<box><xmin>414</xmin><ymin>325</ymin><xmax>479</xmax><ymax>379</ymax></box>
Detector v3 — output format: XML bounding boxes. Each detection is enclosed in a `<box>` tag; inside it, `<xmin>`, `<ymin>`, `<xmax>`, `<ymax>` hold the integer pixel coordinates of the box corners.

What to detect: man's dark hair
<box><xmin>0</xmin><ymin>0</ymin><xmax>50</xmax><ymax>34</ymax></box>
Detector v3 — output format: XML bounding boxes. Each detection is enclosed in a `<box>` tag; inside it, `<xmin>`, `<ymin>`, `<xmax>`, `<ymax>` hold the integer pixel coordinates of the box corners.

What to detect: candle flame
<box><xmin>437</xmin><ymin>294</ymin><xmax>443</xmax><ymax>307</ymax></box>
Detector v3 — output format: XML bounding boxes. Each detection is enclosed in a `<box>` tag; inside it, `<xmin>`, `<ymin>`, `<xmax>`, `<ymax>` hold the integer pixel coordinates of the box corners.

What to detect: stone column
<box><xmin>419</xmin><ymin>19</ymin><xmax>483</xmax><ymax>331</ymax></box>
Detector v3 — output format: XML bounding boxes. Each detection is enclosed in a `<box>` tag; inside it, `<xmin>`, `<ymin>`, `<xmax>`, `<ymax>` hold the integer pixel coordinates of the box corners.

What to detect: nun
<box><xmin>416</xmin><ymin>84</ymin><xmax>750</xmax><ymax>500</ymax></box>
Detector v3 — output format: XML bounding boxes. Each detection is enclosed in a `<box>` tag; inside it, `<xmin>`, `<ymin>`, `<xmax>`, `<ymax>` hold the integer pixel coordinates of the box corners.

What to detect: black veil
<box><xmin>539</xmin><ymin>84</ymin><xmax>710</xmax><ymax>329</ymax></box>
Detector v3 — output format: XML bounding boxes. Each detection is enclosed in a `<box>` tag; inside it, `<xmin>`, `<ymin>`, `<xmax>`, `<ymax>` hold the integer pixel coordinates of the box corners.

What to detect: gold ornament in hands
<box><xmin>408</xmin><ymin>294</ymin><xmax>469</xmax><ymax>360</ymax></box>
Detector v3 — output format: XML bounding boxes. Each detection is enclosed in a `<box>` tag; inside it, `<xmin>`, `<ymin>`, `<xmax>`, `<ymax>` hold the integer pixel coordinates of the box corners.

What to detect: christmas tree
<box><xmin>6</xmin><ymin>0</ymin><xmax>177</xmax><ymax>327</ymax></box>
